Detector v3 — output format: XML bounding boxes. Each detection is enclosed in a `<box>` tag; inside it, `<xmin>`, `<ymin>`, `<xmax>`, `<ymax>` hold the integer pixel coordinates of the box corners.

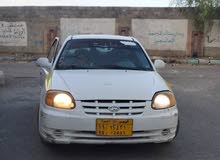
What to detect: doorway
<box><xmin>191</xmin><ymin>31</ymin><xmax>203</xmax><ymax>57</ymax></box>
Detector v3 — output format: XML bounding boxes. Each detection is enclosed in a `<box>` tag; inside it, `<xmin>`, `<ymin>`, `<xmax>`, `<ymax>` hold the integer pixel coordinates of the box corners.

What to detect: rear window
<box><xmin>55</xmin><ymin>39</ymin><xmax>153</xmax><ymax>71</ymax></box>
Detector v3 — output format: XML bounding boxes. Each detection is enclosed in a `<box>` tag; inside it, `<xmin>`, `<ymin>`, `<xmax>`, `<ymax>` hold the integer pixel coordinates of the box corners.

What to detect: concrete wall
<box><xmin>204</xmin><ymin>20</ymin><xmax>220</xmax><ymax>57</ymax></box>
<box><xmin>60</xmin><ymin>18</ymin><xmax>116</xmax><ymax>43</ymax></box>
<box><xmin>0</xmin><ymin>7</ymin><xmax>219</xmax><ymax>59</ymax></box>
<box><xmin>0</xmin><ymin>7</ymin><xmax>60</xmax><ymax>58</ymax></box>
<box><xmin>0</xmin><ymin>21</ymin><xmax>27</xmax><ymax>46</ymax></box>
<box><xmin>132</xmin><ymin>19</ymin><xmax>188</xmax><ymax>56</ymax></box>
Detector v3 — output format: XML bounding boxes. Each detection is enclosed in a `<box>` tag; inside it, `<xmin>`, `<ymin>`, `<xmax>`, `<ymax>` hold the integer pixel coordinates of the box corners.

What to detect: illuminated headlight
<box><xmin>152</xmin><ymin>91</ymin><xmax>176</xmax><ymax>110</ymax></box>
<box><xmin>45</xmin><ymin>90</ymin><xmax>75</xmax><ymax>109</ymax></box>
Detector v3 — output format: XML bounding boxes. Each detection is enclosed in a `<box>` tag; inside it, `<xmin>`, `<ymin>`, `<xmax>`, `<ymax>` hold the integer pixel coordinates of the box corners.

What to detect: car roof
<box><xmin>70</xmin><ymin>34</ymin><xmax>134</xmax><ymax>41</ymax></box>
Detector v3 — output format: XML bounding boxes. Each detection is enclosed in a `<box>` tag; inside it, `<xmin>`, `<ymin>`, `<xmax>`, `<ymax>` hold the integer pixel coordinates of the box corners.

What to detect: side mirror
<box><xmin>154</xmin><ymin>59</ymin><xmax>166</xmax><ymax>69</ymax></box>
<box><xmin>36</xmin><ymin>58</ymin><xmax>52</xmax><ymax>69</ymax></box>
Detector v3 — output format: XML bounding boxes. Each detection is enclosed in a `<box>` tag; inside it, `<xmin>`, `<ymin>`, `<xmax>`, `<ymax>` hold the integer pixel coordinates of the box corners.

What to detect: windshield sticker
<box><xmin>120</xmin><ymin>41</ymin><xmax>136</xmax><ymax>46</ymax></box>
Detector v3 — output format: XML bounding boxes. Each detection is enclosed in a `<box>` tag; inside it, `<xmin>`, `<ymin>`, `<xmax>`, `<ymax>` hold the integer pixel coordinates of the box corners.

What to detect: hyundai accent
<box><xmin>36</xmin><ymin>34</ymin><xmax>179</xmax><ymax>144</ymax></box>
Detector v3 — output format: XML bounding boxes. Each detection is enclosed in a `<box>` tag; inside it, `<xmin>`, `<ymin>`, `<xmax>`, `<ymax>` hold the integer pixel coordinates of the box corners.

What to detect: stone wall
<box><xmin>0</xmin><ymin>7</ymin><xmax>219</xmax><ymax>59</ymax></box>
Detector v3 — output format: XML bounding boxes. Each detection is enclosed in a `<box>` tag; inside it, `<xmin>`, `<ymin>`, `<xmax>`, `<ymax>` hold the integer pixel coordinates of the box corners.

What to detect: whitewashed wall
<box><xmin>0</xmin><ymin>21</ymin><xmax>27</xmax><ymax>46</ymax></box>
<box><xmin>132</xmin><ymin>19</ymin><xmax>188</xmax><ymax>51</ymax></box>
<box><xmin>205</xmin><ymin>20</ymin><xmax>220</xmax><ymax>48</ymax></box>
<box><xmin>60</xmin><ymin>18</ymin><xmax>116</xmax><ymax>42</ymax></box>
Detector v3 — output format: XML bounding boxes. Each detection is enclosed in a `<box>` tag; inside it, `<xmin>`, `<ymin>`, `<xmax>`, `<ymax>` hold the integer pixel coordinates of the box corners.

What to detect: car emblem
<box><xmin>108</xmin><ymin>106</ymin><xmax>120</xmax><ymax>112</ymax></box>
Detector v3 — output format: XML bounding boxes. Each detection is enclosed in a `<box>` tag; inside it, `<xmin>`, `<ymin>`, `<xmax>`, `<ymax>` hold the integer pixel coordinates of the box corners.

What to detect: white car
<box><xmin>36</xmin><ymin>34</ymin><xmax>179</xmax><ymax>144</ymax></box>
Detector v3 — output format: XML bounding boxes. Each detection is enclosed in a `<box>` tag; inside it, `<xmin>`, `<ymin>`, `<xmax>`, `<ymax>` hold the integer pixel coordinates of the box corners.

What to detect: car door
<box><xmin>40</xmin><ymin>37</ymin><xmax>60</xmax><ymax>90</ymax></box>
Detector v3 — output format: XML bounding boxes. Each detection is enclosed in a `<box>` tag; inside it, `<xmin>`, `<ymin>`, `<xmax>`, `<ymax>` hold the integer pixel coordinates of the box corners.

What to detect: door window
<box><xmin>47</xmin><ymin>37</ymin><xmax>59</xmax><ymax>63</ymax></box>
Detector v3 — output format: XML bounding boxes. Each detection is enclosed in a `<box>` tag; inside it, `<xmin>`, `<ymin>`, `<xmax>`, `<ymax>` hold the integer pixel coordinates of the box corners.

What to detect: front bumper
<box><xmin>39</xmin><ymin>101</ymin><xmax>178</xmax><ymax>144</ymax></box>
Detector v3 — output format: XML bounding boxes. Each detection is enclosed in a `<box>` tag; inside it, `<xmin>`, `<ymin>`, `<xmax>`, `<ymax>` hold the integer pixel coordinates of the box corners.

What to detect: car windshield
<box><xmin>56</xmin><ymin>39</ymin><xmax>153</xmax><ymax>71</ymax></box>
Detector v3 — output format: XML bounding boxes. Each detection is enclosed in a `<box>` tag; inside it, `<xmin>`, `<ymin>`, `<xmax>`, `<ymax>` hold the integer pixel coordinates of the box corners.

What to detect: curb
<box><xmin>209</xmin><ymin>60</ymin><xmax>220</xmax><ymax>65</ymax></box>
<box><xmin>151</xmin><ymin>56</ymin><xmax>220</xmax><ymax>65</ymax></box>
<box><xmin>0</xmin><ymin>71</ymin><xmax>5</xmax><ymax>86</ymax></box>
<box><xmin>187</xmin><ymin>59</ymin><xmax>220</xmax><ymax>65</ymax></box>
<box><xmin>187</xmin><ymin>59</ymin><xmax>199</xmax><ymax>65</ymax></box>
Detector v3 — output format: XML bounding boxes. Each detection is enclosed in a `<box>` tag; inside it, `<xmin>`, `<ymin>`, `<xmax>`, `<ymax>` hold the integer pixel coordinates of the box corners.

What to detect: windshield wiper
<box><xmin>98</xmin><ymin>65</ymin><xmax>151</xmax><ymax>71</ymax></box>
<box><xmin>70</xmin><ymin>64</ymin><xmax>91</xmax><ymax>69</ymax></box>
<box><xmin>56</xmin><ymin>64</ymin><xmax>152</xmax><ymax>71</ymax></box>
<box><xmin>56</xmin><ymin>64</ymin><xmax>91</xmax><ymax>70</ymax></box>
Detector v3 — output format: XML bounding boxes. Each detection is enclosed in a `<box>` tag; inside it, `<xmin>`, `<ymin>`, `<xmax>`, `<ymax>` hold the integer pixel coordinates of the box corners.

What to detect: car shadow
<box><xmin>43</xmin><ymin>142</ymin><xmax>178</xmax><ymax>159</ymax></box>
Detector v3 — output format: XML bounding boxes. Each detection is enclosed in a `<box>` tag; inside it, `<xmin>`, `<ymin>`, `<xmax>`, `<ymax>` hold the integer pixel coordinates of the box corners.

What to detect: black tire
<box><xmin>174</xmin><ymin>119</ymin><xmax>180</xmax><ymax>139</ymax></box>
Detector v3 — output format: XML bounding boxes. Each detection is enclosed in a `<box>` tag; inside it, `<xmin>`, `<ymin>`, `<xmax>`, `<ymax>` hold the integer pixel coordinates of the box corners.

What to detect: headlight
<box><xmin>152</xmin><ymin>91</ymin><xmax>176</xmax><ymax>110</ymax></box>
<box><xmin>45</xmin><ymin>90</ymin><xmax>75</xmax><ymax>109</ymax></box>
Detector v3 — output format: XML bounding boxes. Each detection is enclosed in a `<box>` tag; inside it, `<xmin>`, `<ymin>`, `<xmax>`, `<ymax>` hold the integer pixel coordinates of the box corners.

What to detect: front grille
<box><xmin>81</xmin><ymin>100</ymin><xmax>146</xmax><ymax>117</ymax></box>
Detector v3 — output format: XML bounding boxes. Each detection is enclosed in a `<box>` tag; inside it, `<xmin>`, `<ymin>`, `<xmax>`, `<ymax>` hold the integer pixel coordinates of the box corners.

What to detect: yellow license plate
<box><xmin>96</xmin><ymin>119</ymin><xmax>133</xmax><ymax>136</ymax></box>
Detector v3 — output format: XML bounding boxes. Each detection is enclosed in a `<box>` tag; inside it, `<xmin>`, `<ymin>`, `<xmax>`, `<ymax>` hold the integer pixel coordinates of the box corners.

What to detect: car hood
<box><xmin>51</xmin><ymin>70</ymin><xmax>169</xmax><ymax>100</ymax></box>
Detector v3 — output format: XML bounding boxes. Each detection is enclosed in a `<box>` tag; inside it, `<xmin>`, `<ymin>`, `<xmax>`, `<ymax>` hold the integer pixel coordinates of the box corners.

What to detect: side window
<box><xmin>47</xmin><ymin>38</ymin><xmax>59</xmax><ymax>63</ymax></box>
